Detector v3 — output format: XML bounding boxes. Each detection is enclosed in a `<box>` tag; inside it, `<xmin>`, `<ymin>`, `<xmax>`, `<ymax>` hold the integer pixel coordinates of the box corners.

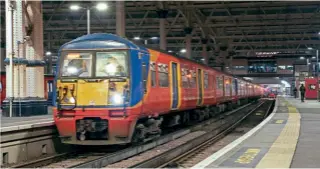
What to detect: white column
<box><xmin>25</xmin><ymin>1</ymin><xmax>44</xmax><ymax>98</ymax></box>
<box><xmin>116</xmin><ymin>1</ymin><xmax>125</xmax><ymax>37</ymax></box>
<box><xmin>5</xmin><ymin>0</ymin><xmax>14</xmax><ymax>99</ymax></box>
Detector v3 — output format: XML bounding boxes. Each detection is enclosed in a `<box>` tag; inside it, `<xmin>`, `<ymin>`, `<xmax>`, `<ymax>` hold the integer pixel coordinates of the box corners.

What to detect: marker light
<box><xmin>69</xmin><ymin>97</ymin><xmax>75</xmax><ymax>103</ymax></box>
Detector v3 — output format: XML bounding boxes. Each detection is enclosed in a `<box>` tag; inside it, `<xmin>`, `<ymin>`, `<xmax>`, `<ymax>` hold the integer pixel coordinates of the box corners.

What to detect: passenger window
<box><xmin>216</xmin><ymin>76</ymin><xmax>223</xmax><ymax>89</ymax></box>
<box><xmin>204</xmin><ymin>72</ymin><xmax>209</xmax><ymax>89</ymax></box>
<box><xmin>150</xmin><ymin>62</ymin><xmax>156</xmax><ymax>87</ymax></box>
<box><xmin>181</xmin><ymin>68</ymin><xmax>189</xmax><ymax>88</ymax></box>
<box><xmin>190</xmin><ymin>70</ymin><xmax>196</xmax><ymax>88</ymax></box>
<box><xmin>158</xmin><ymin>63</ymin><xmax>169</xmax><ymax>87</ymax></box>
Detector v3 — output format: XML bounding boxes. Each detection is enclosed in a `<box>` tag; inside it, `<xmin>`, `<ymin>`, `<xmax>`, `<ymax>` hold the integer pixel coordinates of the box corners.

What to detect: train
<box><xmin>0</xmin><ymin>72</ymin><xmax>55</xmax><ymax>105</ymax></box>
<box><xmin>53</xmin><ymin>33</ymin><xmax>264</xmax><ymax>145</ymax></box>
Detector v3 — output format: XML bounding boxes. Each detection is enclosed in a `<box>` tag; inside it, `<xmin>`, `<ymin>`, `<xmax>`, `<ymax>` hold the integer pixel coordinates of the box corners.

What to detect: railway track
<box><xmin>128</xmin><ymin>99</ymin><xmax>274</xmax><ymax>168</ymax></box>
<box><xmin>10</xmin><ymin>100</ymin><xmax>266</xmax><ymax>168</ymax></box>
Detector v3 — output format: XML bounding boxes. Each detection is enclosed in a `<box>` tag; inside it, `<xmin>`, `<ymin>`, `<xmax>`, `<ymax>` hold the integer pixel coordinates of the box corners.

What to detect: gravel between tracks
<box><xmin>43</xmin><ymin>153</ymin><xmax>107</xmax><ymax>168</ymax></box>
<box><xmin>104</xmin><ymin>131</ymin><xmax>206</xmax><ymax>168</ymax></box>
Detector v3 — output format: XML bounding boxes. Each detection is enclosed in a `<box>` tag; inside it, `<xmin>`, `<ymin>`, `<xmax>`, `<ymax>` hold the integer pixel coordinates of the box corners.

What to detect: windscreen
<box><xmin>60</xmin><ymin>52</ymin><xmax>93</xmax><ymax>77</ymax></box>
<box><xmin>95</xmin><ymin>51</ymin><xmax>128</xmax><ymax>77</ymax></box>
<box><xmin>59</xmin><ymin>51</ymin><xmax>128</xmax><ymax>78</ymax></box>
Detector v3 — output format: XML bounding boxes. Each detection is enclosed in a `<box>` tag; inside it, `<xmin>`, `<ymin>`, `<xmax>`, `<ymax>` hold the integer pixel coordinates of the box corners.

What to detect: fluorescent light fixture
<box><xmin>308</xmin><ymin>47</ymin><xmax>313</xmax><ymax>50</ymax></box>
<box><xmin>150</xmin><ymin>37</ymin><xmax>158</xmax><ymax>40</ymax></box>
<box><xmin>46</xmin><ymin>51</ymin><xmax>52</xmax><ymax>56</ymax></box>
<box><xmin>70</xmin><ymin>5</ymin><xmax>80</xmax><ymax>10</ymax></box>
<box><xmin>168</xmin><ymin>50</ymin><xmax>173</xmax><ymax>53</ymax></box>
<box><xmin>180</xmin><ymin>49</ymin><xmax>186</xmax><ymax>53</ymax></box>
<box><xmin>300</xmin><ymin>56</ymin><xmax>305</xmax><ymax>59</ymax></box>
<box><xmin>96</xmin><ymin>3</ymin><xmax>108</xmax><ymax>11</ymax></box>
<box><xmin>318</xmin><ymin>32</ymin><xmax>320</xmax><ymax>35</ymax></box>
<box><xmin>201</xmin><ymin>58</ymin><xmax>205</xmax><ymax>61</ymax></box>
<box><xmin>133</xmin><ymin>37</ymin><xmax>140</xmax><ymax>40</ymax></box>
<box><xmin>312</xmin><ymin>56</ymin><xmax>316</xmax><ymax>59</ymax></box>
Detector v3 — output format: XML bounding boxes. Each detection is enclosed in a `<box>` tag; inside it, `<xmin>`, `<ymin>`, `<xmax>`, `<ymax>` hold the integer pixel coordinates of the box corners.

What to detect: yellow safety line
<box><xmin>255</xmin><ymin>100</ymin><xmax>301</xmax><ymax>168</ymax></box>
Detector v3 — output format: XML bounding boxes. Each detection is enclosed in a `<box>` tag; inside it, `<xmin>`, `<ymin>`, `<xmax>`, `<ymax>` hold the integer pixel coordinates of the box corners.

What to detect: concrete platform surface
<box><xmin>0</xmin><ymin>106</ymin><xmax>53</xmax><ymax>128</ymax></box>
<box><xmin>193</xmin><ymin>96</ymin><xmax>320</xmax><ymax>168</ymax></box>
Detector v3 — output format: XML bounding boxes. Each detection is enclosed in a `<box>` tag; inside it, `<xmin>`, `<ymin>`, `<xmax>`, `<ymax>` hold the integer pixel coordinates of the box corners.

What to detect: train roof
<box><xmin>59</xmin><ymin>33</ymin><xmax>259</xmax><ymax>86</ymax></box>
<box><xmin>59</xmin><ymin>33</ymin><xmax>149</xmax><ymax>53</ymax></box>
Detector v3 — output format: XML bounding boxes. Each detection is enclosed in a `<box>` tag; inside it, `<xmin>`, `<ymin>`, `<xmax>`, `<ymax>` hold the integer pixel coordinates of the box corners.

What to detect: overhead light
<box><xmin>70</xmin><ymin>5</ymin><xmax>80</xmax><ymax>10</ymax></box>
<box><xmin>312</xmin><ymin>56</ymin><xmax>316</xmax><ymax>59</ymax></box>
<box><xmin>308</xmin><ymin>47</ymin><xmax>313</xmax><ymax>50</ymax></box>
<box><xmin>133</xmin><ymin>37</ymin><xmax>140</xmax><ymax>40</ymax></box>
<box><xmin>46</xmin><ymin>51</ymin><xmax>52</xmax><ymax>56</ymax></box>
<box><xmin>168</xmin><ymin>50</ymin><xmax>173</xmax><ymax>53</ymax></box>
<box><xmin>96</xmin><ymin>3</ymin><xmax>108</xmax><ymax>11</ymax></box>
<box><xmin>308</xmin><ymin>62</ymin><xmax>311</xmax><ymax>65</ymax></box>
<box><xmin>180</xmin><ymin>49</ymin><xmax>186</xmax><ymax>53</ymax></box>
<box><xmin>318</xmin><ymin>32</ymin><xmax>320</xmax><ymax>35</ymax></box>
<box><xmin>201</xmin><ymin>58</ymin><xmax>205</xmax><ymax>61</ymax></box>
<box><xmin>300</xmin><ymin>56</ymin><xmax>305</xmax><ymax>59</ymax></box>
<box><xmin>150</xmin><ymin>37</ymin><xmax>158</xmax><ymax>40</ymax></box>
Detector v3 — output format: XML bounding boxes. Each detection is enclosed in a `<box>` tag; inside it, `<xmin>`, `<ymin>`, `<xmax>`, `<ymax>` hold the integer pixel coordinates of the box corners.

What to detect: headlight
<box><xmin>69</xmin><ymin>97</ymin><xmax>75</xmax><ymax>104</ymax></box>
<box><xmin>112</xmin><ymin>93</ymin><xmax>123</xmax><ymax>104</ymax></box>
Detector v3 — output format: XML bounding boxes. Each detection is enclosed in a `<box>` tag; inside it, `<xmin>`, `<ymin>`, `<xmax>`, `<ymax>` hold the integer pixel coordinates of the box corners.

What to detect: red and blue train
<box><xmin>0</xmin><ymin>72</ymin><xmax>54</xmax><ymax>105</ymax></box>
<box><xmin>53</xmin><ymin>33</ymin><xmax>264</xmax><ymax>145</ymax></box>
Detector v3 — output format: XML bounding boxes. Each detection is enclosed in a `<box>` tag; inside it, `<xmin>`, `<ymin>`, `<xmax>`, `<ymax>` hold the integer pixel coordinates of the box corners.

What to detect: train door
<box><xmin>197</xmin><ymin>69</ymin><xmax>203</xmax><ymax>105</ymax></box>
<box><xmin>47</xmin><ymin>80</ymin><xmax>54</xmax><ymax>105</ymax></box>
<box><xmin>171</xmin><ymin>62</ymin><xmax>179</xmax><ymax>109</ymax></box>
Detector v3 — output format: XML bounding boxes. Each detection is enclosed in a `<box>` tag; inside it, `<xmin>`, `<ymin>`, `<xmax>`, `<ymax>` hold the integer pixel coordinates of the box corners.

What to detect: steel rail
<box><xmin>129</xmin><ymin>100</ymin><xmax>271</xmax><ymax>168</ymax></box>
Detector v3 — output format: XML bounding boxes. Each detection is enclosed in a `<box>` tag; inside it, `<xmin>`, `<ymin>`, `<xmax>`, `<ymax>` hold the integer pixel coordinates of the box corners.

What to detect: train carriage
<box><xmin>53</xmin><ymin>33</ymin><xmax>263</xmax><ymax>145</ymax></box>
<box><xmin>0</xmin><ymin>72</ymin><xmax>54</xmax><ymax>105</ymax></box>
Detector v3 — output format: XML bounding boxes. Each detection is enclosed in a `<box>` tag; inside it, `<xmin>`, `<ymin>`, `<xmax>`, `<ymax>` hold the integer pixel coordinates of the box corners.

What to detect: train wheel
<box><xmin>131</xmin><ymin>124</ymin><xmax>145</xmax><ymax>145</ymax></box>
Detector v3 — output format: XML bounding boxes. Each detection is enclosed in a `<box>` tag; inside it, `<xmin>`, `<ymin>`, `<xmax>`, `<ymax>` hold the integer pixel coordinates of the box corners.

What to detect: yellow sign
<box><xmin>235</xmin><ymin>148</ymin><xmax>260</xmax><ymax>164</ymax></box>
<box><xmin>276</xmin><ymin>120</ymin><xmax>284</xmax><ymax>124</ymax></box>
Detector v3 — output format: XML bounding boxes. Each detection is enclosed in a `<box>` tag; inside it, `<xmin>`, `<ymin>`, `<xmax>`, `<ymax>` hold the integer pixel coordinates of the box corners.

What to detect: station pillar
<box><xmin>201</xmin><ymin>38</ymin><xmax>208</xmax><ymax>64</ymax></box>
<box><xmin>157</xmin><ymin>9</ymin><xmax>168</xmax><ymax>50</ymax></box>
<box><xmin>3</xmin><ymin>0</ymin><xmax>47</xmax><ymax>117</ymax></box>
<box><xmin>116</xmin><ymin>1</ymin><xmax>126</xmax><ymax>37</ymax></box>
<box><xmin>184</xmin><ymin>27</ymin><xmax>193</xmax><ymax>59</ymax></box>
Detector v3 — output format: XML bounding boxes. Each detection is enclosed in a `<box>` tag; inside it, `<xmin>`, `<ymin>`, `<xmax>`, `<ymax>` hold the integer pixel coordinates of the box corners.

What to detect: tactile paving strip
<box><xmin>255</xmin><ymin>102</ymin><xmax>301</xmax><ymax>168</ymax></box>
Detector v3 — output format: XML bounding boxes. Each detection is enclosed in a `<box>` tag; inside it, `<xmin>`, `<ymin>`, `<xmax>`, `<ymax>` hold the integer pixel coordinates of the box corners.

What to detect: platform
<box><xmin>193</xmin><ymin>96</ymin><xmax>320</xmax><ymax>168</ymax></box>
<box><xmin>0</xmin><ymin>106</ymin><xmax>53</xmax><ymax>129</ymax></box>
